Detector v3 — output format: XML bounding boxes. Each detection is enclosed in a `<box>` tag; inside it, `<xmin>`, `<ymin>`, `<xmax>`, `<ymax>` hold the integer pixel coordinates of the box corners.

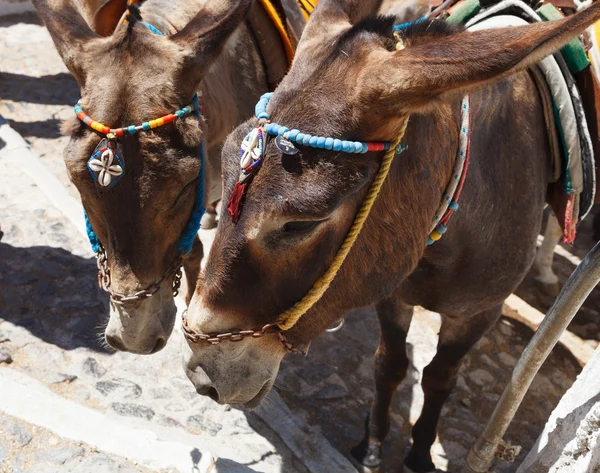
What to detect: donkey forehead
<box><xmin>224</xmin><ymin>140</ymin><xmax>368</xmax><ymax>223</ymax></box>
<box><xmin>81</xmin><ymin>34</ymin><xmax>184</xmax><ymax>106</ymax></box>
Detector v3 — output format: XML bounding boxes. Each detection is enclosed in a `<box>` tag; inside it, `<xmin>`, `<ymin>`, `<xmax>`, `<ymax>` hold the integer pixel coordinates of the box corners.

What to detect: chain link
<box><xmin>96</xmin><ymin>245</ymin><xmax>183</xmax><ymax>305</ymax></box>
<box><xmin>181</xmin><ymin>312</ymin><xmax>307</xmax><ymax>355</ymax></box>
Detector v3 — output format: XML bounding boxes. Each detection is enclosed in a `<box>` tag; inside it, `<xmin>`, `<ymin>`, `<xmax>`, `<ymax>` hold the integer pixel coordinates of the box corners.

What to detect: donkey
<box><xmin>34</xmin><ymin>0</ymin><xmax>268</xmax><ymax>354</ymax></box>
<box><xmin>180</xmin><ymin>0</ymin><xmax>600</xmax><ymax>471</ymax></box>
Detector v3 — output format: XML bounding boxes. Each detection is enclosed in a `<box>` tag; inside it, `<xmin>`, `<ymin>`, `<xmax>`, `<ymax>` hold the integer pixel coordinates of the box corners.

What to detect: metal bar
<box><xmin>463</xmin><ymin>240</ymin><xmax>600</xmax><ymax>473</ymax></box>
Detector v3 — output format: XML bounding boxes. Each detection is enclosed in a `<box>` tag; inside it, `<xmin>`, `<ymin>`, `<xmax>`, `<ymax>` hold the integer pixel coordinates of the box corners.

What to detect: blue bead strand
<box><xmin>254</xmin><ymin>93</ymin><xmax>390</xmax><ymax>154</ymax></box>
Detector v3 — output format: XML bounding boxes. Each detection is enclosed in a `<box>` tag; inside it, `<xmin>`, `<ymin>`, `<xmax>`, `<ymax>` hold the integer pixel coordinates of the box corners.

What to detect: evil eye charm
<box><xmin>88</xmin><ymin>139</ymin><xmax>124</xmax><ymax>188</ymax></box>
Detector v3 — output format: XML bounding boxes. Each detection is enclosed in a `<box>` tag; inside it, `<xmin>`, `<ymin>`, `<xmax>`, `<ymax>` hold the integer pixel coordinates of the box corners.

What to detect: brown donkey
<box><xmin>181</xmin><ymin>0</ymin><xmax>600</xmax><ymax>471</ymax></box>
<box><xmin>33</xmin><ymin>0</ymin><xmax>267</xmax><ymax>354</ymax></box>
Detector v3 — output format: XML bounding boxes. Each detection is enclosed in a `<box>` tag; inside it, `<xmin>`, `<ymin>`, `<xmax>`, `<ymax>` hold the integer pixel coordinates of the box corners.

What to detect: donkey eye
<box><xmin>281</xmin><ymin>220</ymin><xmax>324</xmax><ymax>234</ymax></box>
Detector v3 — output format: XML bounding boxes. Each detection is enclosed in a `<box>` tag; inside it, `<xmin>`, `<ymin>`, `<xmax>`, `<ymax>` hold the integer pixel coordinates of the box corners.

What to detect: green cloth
<box><xmin>447</xmin><ymin>0</ymin><xmax>481</xmax><ymax>25</ymax></box>
<box><xmin>537</xmin><ymin>4</ymin><xmax>590</xmax><ymax>73</ymax></box>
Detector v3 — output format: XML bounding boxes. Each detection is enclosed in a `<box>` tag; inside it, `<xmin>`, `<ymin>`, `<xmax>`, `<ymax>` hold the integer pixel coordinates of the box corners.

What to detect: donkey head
<box><xmin>34</xmin><ymin>0</ymin><xmax>252</xmax><ymax>354</ymax></box>
<box><xmin>183</xmin><ymin>0</ymin><xmax>600</xmax><ymax>406</ymax></box>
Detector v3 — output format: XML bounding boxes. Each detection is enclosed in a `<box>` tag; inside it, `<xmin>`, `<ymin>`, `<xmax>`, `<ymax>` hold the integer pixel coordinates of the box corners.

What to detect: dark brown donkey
<box><xmin>33</xmin><ymin>0</ymin><xmax>267</xmax><ymax>354</ymax></box>
<box><xmin>181</xmin><ymin>0</ymin><xmax>600</xmax><ymax>471</ymax></box>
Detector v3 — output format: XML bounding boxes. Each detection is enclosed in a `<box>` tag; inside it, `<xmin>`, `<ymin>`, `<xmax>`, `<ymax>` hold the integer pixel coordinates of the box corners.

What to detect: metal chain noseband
<box><xmin>181</xmin><ymin>312</ymin><xmax>308</xmax><ymax>355</ymax></box>
<box><xmin>97</xmin><ymin>245</ymin><xmax>183</xmax><ymax>305</ymax></box>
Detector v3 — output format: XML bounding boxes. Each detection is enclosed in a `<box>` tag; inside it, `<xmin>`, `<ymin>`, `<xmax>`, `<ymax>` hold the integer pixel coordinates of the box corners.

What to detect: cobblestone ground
<box><xmin>0</xmin><ymin>413</ymin><xmax>173</xmax><ymax>473</ymax></box>
<box><xmin>0</xmin><ymin>15</ymin><xmax>311</xmax><ymax>473</ymax></box>
<box><xmin>0</xmin><ymin>132</ymin><xmax>310</xmax><ymax>472</ymax></box>
<box><xmin>1</xmin><ymin>10</ymin><xmax>599</xmax><ymax>473</ymax></box>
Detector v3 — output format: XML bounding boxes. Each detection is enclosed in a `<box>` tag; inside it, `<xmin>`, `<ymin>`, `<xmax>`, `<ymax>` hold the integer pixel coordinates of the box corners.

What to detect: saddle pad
<box><xmin>468</xmin><ymin>14</ymin><xmax>584</xmax><ymax>198</ymax></box>
<box><xmin>555</xmin><ymin>53</ymin><xmax>596</xmax><ymax>219</ymax></box>
<box><xmin>537</xmin><ymin>4</ymin><xmax>590</xmax><ymax>73</ymax></box>
<box><xmin>467</xmin><ymin>9</ymin><xmax>596</xmax><ymax>240</ymax></box>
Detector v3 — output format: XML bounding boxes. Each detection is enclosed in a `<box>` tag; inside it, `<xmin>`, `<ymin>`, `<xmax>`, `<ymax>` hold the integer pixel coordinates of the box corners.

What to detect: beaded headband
<box><xmin>74</xmin><ymin>100</ymin><xmax>196</xmax><ymax>188</ymax></box>
<box><xmin>74</xmin><ymin>101</ymin><xmax>196</xmax><ymax>140</ymax></box>
<box><xmin>256</xmin><ymin>93</ymin><xmax>391</xmax><ymax>153</ymax></box>
<box><xmin>226</xmin><ymin>93</ymin><xmax>393</xmax><ymax>222</ymax></box>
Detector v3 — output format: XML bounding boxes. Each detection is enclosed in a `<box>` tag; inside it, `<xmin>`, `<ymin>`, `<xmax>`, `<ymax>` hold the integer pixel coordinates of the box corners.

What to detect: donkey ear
<box><xmin>375</xmin><ymin>2</ymin><xmax>600</xmax><ymax>113</ymax></box>
<box><xmin>286</xmin><ymin>0</ymin><xmax>384</xmax><ymax>89</ymax></box>
<box><xmin>169</xmin><ymin>0</ymin><xmax>253</xmax><ymax>93</ymax></box>
<box><xmin>93</xmin><ymin>0</ymin><xmax>128</xmax><ymax>36</ymax></box>
<box><xmin>33</xmin><ymin>0</ymin><xmax>98</xmax><ymax>86</ymax></box>
<box><xmin>296</xmin><ymin>0</ymin><xmax>384</xmax><ymax>51</ymax></box>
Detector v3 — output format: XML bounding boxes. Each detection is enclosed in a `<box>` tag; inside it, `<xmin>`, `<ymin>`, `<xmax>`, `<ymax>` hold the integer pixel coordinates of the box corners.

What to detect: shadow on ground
<box><xmin>0</xmin><ymin>242</ymin><xmax>111</xmax><ymax>353</ymax></box>
<box><xmin>0</xmin><ymin>72</ymin><xmax>78</xmax><ymax>106</ymax></box>
<box><xmin>0</xmin><ymin>12</ymin><xmax>42</xmax><ymax>28</ymax></box>
<box><xmin>277</xmin><ymin>307</ymin><xmax>582</xmax><ymax>473</ymax></box>
<box><xmin>515</xmin><ymin>206</ymin><xmax>600</xmax><ymax>343</ymax></box>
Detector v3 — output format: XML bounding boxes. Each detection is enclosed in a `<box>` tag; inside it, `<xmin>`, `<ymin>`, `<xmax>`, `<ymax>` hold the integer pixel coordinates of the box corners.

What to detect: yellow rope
<box><xmin>276</xmin><ymin>116</ymin><xmax>410</xmax><ymax>331</ymax></box>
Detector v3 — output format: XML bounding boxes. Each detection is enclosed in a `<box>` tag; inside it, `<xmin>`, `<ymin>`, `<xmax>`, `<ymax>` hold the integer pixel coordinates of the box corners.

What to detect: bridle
<box><xmin>181</xmin><ymin>38</ymin><xmax>411</xmax><ymax>354</ymax></box>
<box><xmin>181</xmin><ymin>23</ymin><xmax>473</xmax><ymax>354</ymax></box>
<box><xmin>96</xmin><ymin>246</ymin><xmax>183</xmax><ymax>305</ymax></box>
<box><xmin>76</xmin><ymin>15</ymin><xmax>206</xmax><ymax>306</ymax></box>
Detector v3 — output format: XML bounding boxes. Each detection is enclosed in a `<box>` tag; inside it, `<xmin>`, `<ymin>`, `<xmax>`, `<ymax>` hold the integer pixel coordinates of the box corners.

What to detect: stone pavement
<box><xmin>0</xmin><ymin>9</ymin><xmax>598</xmax><ymax>473</ymax></box>
<box><xmin>0</xmin><ymin>412</ymin><xmax>172</xmax><ymax>473</ymax></box>
<box><xmin>0</xmin><ymin>118</ymin><xmax>323</xmax><ymax>472</ymax></box>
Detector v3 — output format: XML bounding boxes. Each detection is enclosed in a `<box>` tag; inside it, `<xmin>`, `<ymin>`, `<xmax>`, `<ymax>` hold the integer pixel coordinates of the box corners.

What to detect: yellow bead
<box><xmin>156</xmin><ymin>118</ymin><xmax>164</xmax><ymax>127</ymax></box>
<box><xmin>430</xmin><ymin>230</ymin><xmax>442</xmax><ymax>241</ymax></box>
<box><xmin>150</xmin><ymin>120</ymin><xmax>158</xmax><ymax>129</ymax></box>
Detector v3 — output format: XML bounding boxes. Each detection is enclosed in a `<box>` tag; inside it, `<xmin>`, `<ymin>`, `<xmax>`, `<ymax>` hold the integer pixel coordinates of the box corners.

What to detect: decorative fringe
<box><xmin>227</xmin><ymin>181</ymin><xmax>247</xmax><ymax>223</ymax></box>
<box><xmin>563</xmin><ymin>195</ymin><xmax>577</xmax><ymax>244</ymax></box>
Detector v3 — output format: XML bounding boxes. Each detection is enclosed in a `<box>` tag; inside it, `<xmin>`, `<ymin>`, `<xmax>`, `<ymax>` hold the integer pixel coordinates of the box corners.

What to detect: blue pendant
<box><xmin>87</xmin><ymin>139</ymin><xmax>125</xmax><ymax>188</ymax></box>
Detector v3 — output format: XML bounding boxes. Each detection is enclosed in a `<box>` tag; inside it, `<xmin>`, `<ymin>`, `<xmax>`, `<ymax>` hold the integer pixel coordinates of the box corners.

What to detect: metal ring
<box><xmin>325</xmin><ymin>319</ymin><xmax>344</xmax><ymax>333</ymax></box>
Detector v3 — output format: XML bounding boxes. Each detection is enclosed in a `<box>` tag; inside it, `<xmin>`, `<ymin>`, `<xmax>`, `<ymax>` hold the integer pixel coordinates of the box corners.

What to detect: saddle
<box><xmin>433</xmin><ymin>0</ymin><xmax>600</xmax><ymax>242</ymax></box>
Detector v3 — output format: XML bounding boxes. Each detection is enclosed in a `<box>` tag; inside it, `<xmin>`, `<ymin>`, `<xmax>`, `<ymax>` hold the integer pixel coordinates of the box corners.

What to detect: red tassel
<box><xmin>227</xmin><ymin>181</ymin><xmax>247</xmax><ymax>223</ymax></box>
<box><xmin>563</xmin><ymin>195</ymin><xmax>576</xmax><ymax>244</ymax></box>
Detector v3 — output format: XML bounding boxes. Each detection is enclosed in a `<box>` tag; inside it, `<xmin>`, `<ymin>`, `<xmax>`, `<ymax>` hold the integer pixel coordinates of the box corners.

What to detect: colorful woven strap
<box><xmin>427</xmin><ymin>95</ymin><xmax>471</xmax><ymax>245</ymax></box>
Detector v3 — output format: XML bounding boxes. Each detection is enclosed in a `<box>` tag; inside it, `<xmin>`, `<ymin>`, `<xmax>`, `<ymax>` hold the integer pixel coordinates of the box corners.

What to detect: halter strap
<box><xmin>77</xmin><ymin>14</ymin><xmax>206</xmax><ymax>306</ymax></box>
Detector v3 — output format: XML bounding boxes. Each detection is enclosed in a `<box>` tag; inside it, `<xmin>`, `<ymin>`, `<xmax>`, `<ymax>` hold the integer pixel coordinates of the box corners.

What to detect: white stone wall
<box><xmin>517</xmin><ymin>345</ymin><xmax>600</xmax><ymax>473</ymax></box>
<box><xmin>0</xmin><ymin>0</ymin><xmax>34</xmax><ymax>17</ymax></box>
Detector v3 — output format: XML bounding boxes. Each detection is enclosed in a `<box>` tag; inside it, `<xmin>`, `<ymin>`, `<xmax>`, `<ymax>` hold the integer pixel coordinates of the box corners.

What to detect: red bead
<box><xmin>102</xmin><ymin>126</ymin><xmax>111</xmax><ymax>134</ymax></box>
<box><xmin>77</xmin><ymin>112</ymin><xmax>86</xmax><ymax>121</ymax></box>
<box><xmin>115</xmin><ymin>128</ymin><xmax>124</xmax><ymax>137</ymax></box>
<box><xmin>163</xmin><ymin>114</ymin><xmax>176</xmax><ymax>124</ymax></box>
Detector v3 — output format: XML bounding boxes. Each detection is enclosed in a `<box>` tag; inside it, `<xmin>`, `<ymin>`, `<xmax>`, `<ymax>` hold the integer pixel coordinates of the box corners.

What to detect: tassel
<box><xmin>563</xmin><ymin>195</ymin><xmax>576</xmax><ymax>244</ymax></box>
<box><xmin>227</xmin><ymin>181</ymin><xmax>247</xmax><ymax>223</ymax></box>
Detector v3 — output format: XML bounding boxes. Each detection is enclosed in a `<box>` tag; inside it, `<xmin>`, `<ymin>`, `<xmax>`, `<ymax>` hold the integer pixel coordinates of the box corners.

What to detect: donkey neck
<box><xmin>285</xmin><ymin>102</ymin><xmax>463</xmax><ymax>341</ymax></box>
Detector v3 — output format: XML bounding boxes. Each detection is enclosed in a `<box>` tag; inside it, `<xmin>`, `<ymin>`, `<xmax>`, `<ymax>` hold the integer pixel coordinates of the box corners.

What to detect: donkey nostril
<box><xmin>195</xmin><ymin>385</ymin><xmax>220</xmax><ymax>402</ymax></box>
<box><xmin>206</xmin><ymin>387</ymin><xmax>219</xmax><ymax>402</ymax></box>
<box><xmin>105</xmin><ymin>335</ymin><xmax>127</xmax><ymax>352</ymax></box>
<box><xmin>151</xmin><ymin>337</ymin><xmax>167</xmax><ymax>353</ymax></box>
